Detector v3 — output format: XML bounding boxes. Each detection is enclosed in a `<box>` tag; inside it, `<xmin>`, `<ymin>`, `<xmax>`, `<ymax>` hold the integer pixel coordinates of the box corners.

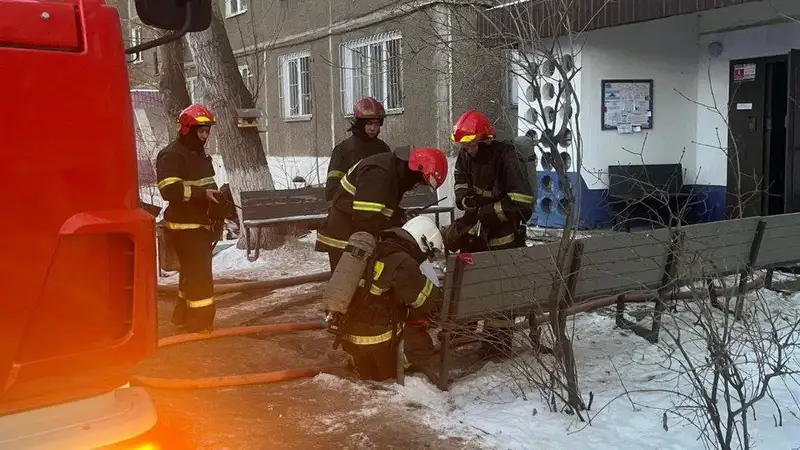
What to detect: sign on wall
<box><xmin>733</xmin><ymin>63</ymin><xmax>756</xmax><ymax>82</ymax></box>
<box><xmin>601</xmin><ymin>79</ymin><xmax>654</xmax><ymax>133</ymax></box>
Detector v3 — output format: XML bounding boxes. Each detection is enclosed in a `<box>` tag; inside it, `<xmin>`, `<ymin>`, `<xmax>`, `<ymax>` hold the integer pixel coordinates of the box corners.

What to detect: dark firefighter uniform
<box><xmin>156</xmin><ymin>139</ymin><xmax>218</xmax><ymax>332</ymax></box>
<box><xmin>340</xmin><ymin>230</ymin><xmax>441</xmax><ymax>381</ymax></box>
<box><xmin>316</xmin><ymin>151</ymin><xmax>420</xmax><ymax>270</ymax></box>
<box><xmin>325</xmin><ymin>131</ymin><xmax>390</xmax><ymax>204</ymax></box>
<box><xmin>454</xmin><ymin>140</ymin><xmax>534</xmax><ymax>250</ymax></box>
<box><xmin>453</xmin><ymin>140</ymin><xmax>534</xmax><ymax>355</ymax></box>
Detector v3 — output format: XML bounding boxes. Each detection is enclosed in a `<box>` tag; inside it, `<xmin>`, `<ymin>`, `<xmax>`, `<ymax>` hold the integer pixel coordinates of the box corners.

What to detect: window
<box><xmin>278</xmin><ymin>52</ymin><xmax>312</xmax><ymax>119</ymax></box>
<box><xmin>187</xmin><ymin>77</ymin><xmax>204</xmax><ymax>105</ymax></box>
<box><xmin>130</xmin><ymin>27</ymin><xmax>143</xmax><ymax>64</ymax></box>
<box><xmin>226</xmin><ymin>0</ymin><xmax>247</xmax><ymax>17</ymax></box>
<box><xmin>340</xmin><ymin>31</ymin><xmax>403</xmax><ymax>115</ymax></box>
<box><xmin>239</xmin><ymin>64</ymin><xmax>254</xmax><ymax>94</ymax></box>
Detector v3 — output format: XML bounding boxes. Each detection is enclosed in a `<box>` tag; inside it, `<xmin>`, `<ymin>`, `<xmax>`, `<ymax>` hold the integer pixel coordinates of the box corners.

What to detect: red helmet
<box><xmin>409</xmin><ymin>147</ymin><xmax>448</xmax><ymax>189</ymax></box>
<box><xmin>353</xmin><ymin>97</ymin><xmax>386</xmax><ymax>120</ymax></box>
<box><xmin>450</xmin><ymin>110</ymin><xmax>495</xmax><ymax>144</ymax></box>
<box><xmin>178</xmin><ymin>104</ymin><xmax>216</xmax><ymax>136</ymax></box>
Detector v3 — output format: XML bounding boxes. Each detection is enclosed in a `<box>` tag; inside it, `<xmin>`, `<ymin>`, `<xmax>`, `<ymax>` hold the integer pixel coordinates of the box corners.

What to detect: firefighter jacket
<box><xmin>340</xmin><ymin>231</ymin><xmax>441</xmax><ymax>346</ymax></box>
<box><xmin>325</xmin><ymin>130</ymin><xmax>391</xmax><ymax>203</ymax></box>
<box><xmin>453</xmin><ymin>140</ymin><xmax>534</xmax><ymax>249</ymax></box>
<box><xmin>156</xmin><ymin>138</ymin><xmax>218</xmax><ymax>230</ymax></box>
<box><xmin>315</xmin><ymin>152</ymin><xmax>421</xmax><ymax>253</ymax></box>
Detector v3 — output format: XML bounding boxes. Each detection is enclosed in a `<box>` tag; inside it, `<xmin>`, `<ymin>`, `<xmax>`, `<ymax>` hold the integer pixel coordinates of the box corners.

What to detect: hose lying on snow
<box><xmin>131</xmin><ymin>320</ymin><xmax>349</xmax><ymax>390</ymax></box>
<box><xmin>143</xmin><ymin>274</ymin><xmax>765</xmax><ymax>388</ymax></box>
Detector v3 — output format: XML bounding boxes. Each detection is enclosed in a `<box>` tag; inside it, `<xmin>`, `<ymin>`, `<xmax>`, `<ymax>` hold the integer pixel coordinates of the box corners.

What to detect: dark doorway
<box><xmin>765</xmin><ymin>59</ymin><xmax>788</xmax><ymax>215</ymax></box>
<box><xmin>727</xmin><ymin>52</ymin><xmax>796</xmax><ymax>218</ymax></box>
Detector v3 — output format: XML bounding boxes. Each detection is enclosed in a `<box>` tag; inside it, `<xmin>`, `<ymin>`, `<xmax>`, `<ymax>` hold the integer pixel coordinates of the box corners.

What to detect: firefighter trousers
<box><xmin>168</xmin><ymin>227</ymin><xmax>216</xmax><ymax>332</ymax></box>
<box><xmin>342</xmin><ymin>326</ymin><xmax>434</xmax><ymax>382</ymax></box>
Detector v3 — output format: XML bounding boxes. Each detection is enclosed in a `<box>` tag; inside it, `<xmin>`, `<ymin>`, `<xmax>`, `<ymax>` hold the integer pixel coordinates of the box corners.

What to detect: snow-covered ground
<box><xmin>167</xmin><ymin>227</ymin><xmax>800</xmax><ymax>450</ymax></box>
<box><xmin>160</xmin><ymin>231</ymin><xmax>329</xmax><ymax>283</ymax></box>
<box><xmin>311</xmin><ymin>287</ymin><xmax>800</xmax><ymax>449</ymax></box>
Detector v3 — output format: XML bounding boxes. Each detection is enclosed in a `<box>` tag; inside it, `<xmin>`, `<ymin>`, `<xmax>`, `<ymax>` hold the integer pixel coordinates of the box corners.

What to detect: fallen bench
<box><xmin>241</xmin><ymin>185</ymin><xmax>455</xmax><ymax>261</ymax></box>
<box><xmin>434</xmin><ymin>211</ymin><xmax>800</xmax><ymax>390</ymax></box>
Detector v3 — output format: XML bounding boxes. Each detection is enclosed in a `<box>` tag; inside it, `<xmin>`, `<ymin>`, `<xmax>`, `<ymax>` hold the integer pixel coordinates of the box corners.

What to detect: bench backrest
<box><xmin>240</xmin><ymin>186</ymin><xmax>326</xmax><ymax>222</ymax></box>
<box><xmin>441</xmin><ymin>211</ymin><xmax>800</xmax><ymax>323</ymax></box>
<box><xmin>240</xmin><ymin>186</ymin><xmax>449</xmax><ymax>222</ymax></box>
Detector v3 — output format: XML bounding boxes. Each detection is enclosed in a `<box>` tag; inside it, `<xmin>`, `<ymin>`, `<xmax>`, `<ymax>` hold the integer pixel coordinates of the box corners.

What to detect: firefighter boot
<box><xmin>171</xmin><ymin>297</ymin><xmax>187</xmax><ymax>326</ymax></box>
<box><xmin>184</xmin><ymin>303</ymin><xmax>216</xmax><ymax>333</ymax></box>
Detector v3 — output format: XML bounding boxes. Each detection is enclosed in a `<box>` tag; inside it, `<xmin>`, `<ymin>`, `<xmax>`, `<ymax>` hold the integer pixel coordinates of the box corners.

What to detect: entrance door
<box><xmin>727</xmin><ymin>54</ymin><xmax>791</xmax><ymax>218</ymax></box>
<box><xmin>728</xmin><ymin>59</ymin><xmax>767</xmax><ymax>218</ymax></box>
<box><xmin>785</xmin><ymin>49</ymin><xmax>800</xmax><ymax>213</ymax></box>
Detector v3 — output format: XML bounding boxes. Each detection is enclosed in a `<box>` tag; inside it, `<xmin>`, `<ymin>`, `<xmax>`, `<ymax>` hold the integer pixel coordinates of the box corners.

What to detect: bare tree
<box><xmin>156</xmin><ymin>31</ymin><xmax>192</xmax><ymax>137</ymax></box>
<box><xmin>185</xmin><ymin>0</ymin><xmax>278</xmax><ymax>247</ymax></box>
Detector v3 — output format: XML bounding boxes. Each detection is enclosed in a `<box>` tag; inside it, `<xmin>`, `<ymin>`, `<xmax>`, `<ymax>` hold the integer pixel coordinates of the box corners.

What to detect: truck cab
<box><xmin>0</xmin><ymin>0</ymin><xmax>208</xmax><ymax>447</ymax></box>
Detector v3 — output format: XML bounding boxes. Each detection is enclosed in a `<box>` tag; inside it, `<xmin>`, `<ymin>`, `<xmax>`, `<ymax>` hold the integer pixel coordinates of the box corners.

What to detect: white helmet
<box><xmin>402</xmin><ymin>215</ymin><xmax>444</xmax><ymax>257</ymax></box>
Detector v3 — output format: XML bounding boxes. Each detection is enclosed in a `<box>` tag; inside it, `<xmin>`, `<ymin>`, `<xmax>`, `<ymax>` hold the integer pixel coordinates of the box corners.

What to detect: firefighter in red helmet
<box><xmin>316</xmin><ymin>146</ymin><xmax>449</xmax><ymax>270</ymax></box>
<box><xmin>446</xmin><ymin>109</ymin><xmax>535</xmax><ymax>357</ymax></box>
<box><xmin>323</xmin><ymin>97</ymin><xmax>391</xmax><ymax>269</ymax></box>
<box><xmin>155</xmin><ymin>104</ymin><xmax>221</xmax><ymax>332</ymax></box>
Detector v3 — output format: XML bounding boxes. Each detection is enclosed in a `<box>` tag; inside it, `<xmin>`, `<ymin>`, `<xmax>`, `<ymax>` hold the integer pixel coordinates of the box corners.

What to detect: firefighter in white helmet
<box><xmin>333</xmin><ymin>215</ymin><xmax>444</xmax><ymax>382</ymax></box>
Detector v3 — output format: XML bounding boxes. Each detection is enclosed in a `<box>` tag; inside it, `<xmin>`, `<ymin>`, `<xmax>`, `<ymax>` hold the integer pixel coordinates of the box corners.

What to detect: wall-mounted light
<box><xmin>708</xmin><ymin>41</ymin><xmax>724</xmax><ymax>58</ymax></box>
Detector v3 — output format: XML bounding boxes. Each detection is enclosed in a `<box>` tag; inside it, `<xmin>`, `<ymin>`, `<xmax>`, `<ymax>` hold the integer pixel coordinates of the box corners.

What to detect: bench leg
<box><xmin>245</xmin><ymin>227</ymin><xmax>253</xmax><ymax>261</ymax></box>
<box><xmin>396</xmin><ymin>337</ymin><xmax>405</xmax><ymax>386</ymax></box>
<box><xmin>246</xmin><ymin>227</ymin><xmax>262</xmax><ymax>262</ymax></box>
<box><xmin>437</xmin><ymin>329</ymin><xmax>451</xmax><ymax>391</ymax></box>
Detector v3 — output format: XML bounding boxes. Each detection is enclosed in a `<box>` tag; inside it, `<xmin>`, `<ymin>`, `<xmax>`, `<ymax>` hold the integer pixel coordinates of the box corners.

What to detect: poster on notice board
<box><xmin>601</xmin><ymin>79</ymin><xmax>654</xmax><ymax>133</ymax></box>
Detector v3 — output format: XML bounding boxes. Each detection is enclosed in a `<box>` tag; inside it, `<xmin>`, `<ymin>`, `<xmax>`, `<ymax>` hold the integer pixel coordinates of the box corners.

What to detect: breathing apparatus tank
<box><xmin>323</xmin><ymin>231</ymin><xmax>377</xmax><ymax>318</ymax></box>
<box><xmin>512</xmin><ymin>133</ymin><xmax>539</xmax><ymax>201</ymax></box>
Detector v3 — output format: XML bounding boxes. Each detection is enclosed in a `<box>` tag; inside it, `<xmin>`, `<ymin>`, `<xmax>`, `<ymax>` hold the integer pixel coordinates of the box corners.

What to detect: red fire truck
<box><xmin>0</xmin><ymin>0</ymin><xmax>209</xmax><ymax>447</ymax></box>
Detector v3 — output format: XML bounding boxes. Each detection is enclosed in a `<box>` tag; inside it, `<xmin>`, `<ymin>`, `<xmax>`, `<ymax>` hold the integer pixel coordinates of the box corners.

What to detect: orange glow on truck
<box><xmin>0</xmin><ymin>0</ymin><xmax>209</xmax><ymax>447</ymax></box>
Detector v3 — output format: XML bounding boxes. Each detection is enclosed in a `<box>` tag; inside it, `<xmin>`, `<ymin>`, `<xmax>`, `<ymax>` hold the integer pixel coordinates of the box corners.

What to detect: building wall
<box><xmin>521</xmin><ymin>0</ymin><xmax>800</xmax><ymax>227</ymax></box>
<box><xmin>695</xmin><ymin>0</ymin><xmax>800</xmax><ymax>187</ymax></box>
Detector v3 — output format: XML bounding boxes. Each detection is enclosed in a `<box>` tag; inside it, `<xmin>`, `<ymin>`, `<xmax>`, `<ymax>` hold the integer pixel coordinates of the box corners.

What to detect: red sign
<box><xmin>733</xmin><ymin>63</ymin><xmax>756</xmax><ymax>82</ymax></box>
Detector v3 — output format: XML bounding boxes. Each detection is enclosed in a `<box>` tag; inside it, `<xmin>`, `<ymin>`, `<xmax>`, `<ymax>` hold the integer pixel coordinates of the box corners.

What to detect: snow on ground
<box><xmin>309</xmin><ymin>287</ymin><xmax>800</xmax><ymax>450</ymax></box>
<box><xmin>161</xmin><ymin>231</ymin><xmax>328</xmax><ymax>284</ymax></box>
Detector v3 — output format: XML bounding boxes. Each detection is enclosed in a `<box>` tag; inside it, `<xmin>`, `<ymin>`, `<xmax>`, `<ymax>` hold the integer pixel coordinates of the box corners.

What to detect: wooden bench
<box><xmin>434</xmin><ymin>211</ymin><xmax>800</xmax><ymax>390</ymax></box>
<box><xmin>241</xmin><ymin>186</ymin><xmax>455</xmax><ymax>260</ymax></box>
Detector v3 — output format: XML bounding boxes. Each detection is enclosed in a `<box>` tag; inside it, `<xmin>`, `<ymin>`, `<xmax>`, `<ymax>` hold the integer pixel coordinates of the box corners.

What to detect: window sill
<box><xmin>226</xmin><ymin>9</ymin><xmax>247</xmax><ymax>19</ymax></box>
<box><xmin>284</xmin><ymin>115</ymin><xmax>312</xmax><ymax>123</ymax></box>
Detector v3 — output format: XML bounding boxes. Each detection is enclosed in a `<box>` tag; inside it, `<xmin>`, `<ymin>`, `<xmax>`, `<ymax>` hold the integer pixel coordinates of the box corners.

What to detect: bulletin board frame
<box><xmin>601</xmin><ymin>79</ymin><xmax>654</xmax><ymax>131</ymax></box>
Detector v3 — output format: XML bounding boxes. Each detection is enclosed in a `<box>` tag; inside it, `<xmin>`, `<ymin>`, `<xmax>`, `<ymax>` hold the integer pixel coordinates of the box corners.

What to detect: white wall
<box><xmin>696</xmin><ymin>22</ymin><xmax>800</xmax><ymax>186</ymax></box>
<box><xmin>579</xmin><ymin>14</ymin><xmax>700</xmax><ymax>189</ymax></box>
<box><xmin>515</xmin><ymin>38</ymin><xmax>583</xmax><ymax>173</ymax></box>
<box><xmin>566</xmin><ymin>0</ymin><xmax>800</xmax><ymax>189</ymax></box>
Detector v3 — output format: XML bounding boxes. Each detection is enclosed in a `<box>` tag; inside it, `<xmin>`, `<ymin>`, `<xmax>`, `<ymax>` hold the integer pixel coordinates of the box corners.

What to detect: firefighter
<box><xmin>325</xmin><ymin>97</ymin><xmax>391</xmax><ymax>205</ymax></box>
<box><xmin>339</xmin><ymin>215</ymin><xmax>444</xmax><ymax>382</ymax></box>
<box><xmin>315</xmin><ymin>145</ymin><xmax>449</xmax><ymax>270</ymax></box>
<box><xmin>156</xmin><ymin>104</ymin><xmax>220</xmax><ymax>333</ymax></box>
<box><xmin>447</xmin><ymin>109</ymin><xmax>535</xmax><ymax>357</ymax></box>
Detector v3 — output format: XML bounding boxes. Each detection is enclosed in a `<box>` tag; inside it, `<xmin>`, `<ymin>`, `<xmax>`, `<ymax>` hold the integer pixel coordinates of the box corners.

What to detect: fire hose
<box><xmin>130</xmin><ymin>320</ymin><xmax>349</xmax><ymax>389</ymax></box>
<box><xmin>137</xmin><ymin>272</ymin><xmax>766</xmax><ymax>389</ymax></box>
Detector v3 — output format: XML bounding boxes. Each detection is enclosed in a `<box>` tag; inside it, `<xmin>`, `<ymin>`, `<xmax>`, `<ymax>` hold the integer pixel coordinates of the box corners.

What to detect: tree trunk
<box><xmin>185</xmin><ymin>3</ymin><xmax>282</xmax><ymax>250</ymax></box>
<box><xmin>156</xmin><ymin>32</ymin><xmax>191</xmax><ymax>138</ymax></box>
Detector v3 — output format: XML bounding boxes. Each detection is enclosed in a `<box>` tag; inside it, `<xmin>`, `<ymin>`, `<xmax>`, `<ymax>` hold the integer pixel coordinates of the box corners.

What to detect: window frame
<box><xmin>340</xmin><ymin>31</ymin><xmax>404</xmax><ymax>117</ymax></box>
<box><xmin>238</xmin><ymin>63</ymin><xmax>254</xmax><ymax>94</ymax></box>
<box><xmin>130</xmin><ymin>26</ymin><xmax>143</xmax><ymax>64</ymax></box>
<box><xmin>225</xmin><ymin>0</ymin><xmax>247</xmax><ymax>18</ymax></box>
<box><xmin>277</xmin><ymin>51</ymin><xmax>313</xmax><ymax>121</ymax></box>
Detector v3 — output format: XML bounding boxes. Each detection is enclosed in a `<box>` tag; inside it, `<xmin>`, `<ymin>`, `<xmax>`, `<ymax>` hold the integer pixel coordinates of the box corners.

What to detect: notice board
<box><xmin>601</xmin><ymin>79</ymin><xmax>654</xmax><ymax>132</ymax></box>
